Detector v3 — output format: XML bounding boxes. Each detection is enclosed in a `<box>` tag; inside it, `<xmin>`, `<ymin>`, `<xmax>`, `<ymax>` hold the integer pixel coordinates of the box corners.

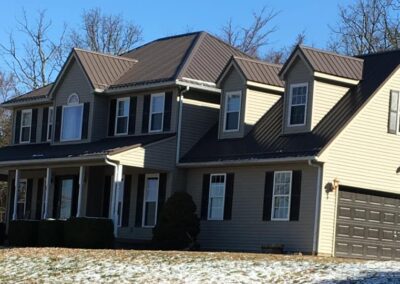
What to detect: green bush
<box><xmin>8</xmin><ymin>220</ymin><xmax>39</xmax><ymax>247</ymax></box>
<box><xmin>153</xmin><ymin>192</ymin><xmax>200</xmax><ymax>250</ymax></box>
<box><xmin>0</xmin><ymin>223</ymin><xmax>5</xmax><ymax>245</ymax></box>
<box><xmin>37</xmin><ymin>220</ymin><xmax>65</xmax><ymax>247</ymax></box>
<box><xmin>64</xmin><ymin>217</ymin><xmax>114</xmax><ymax>249</ymax></box>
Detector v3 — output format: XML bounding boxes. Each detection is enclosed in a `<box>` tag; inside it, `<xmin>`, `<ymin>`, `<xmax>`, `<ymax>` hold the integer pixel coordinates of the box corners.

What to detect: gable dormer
<box><xmin>279</xmin><ymin>45</ymin><xmax>363</xmax><ymax>134</ymax></box>
<box><xmin>217</xmin><ymin>56</ymin><xmax>284</xmax><ymax>139</ymax></box>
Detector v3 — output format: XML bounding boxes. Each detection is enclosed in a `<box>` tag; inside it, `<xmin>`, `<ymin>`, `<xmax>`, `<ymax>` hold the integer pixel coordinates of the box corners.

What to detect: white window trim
<box><xmin>287</xmin><ymin>83</ymin><xmax>308</xmax><ymax>127</ymax></box>
<box><xmin>390</xmin><ymin>90</ymin><xmax>400</xmax><ymax>135</ymax></box>
<box><xmin>114</xmin><ymin>97</ymin><xmax>130</xmax><ymax>136</ymax></box>
<box><xmin>47</xmin><ymin>107</ymin><xmax>54</xmax><ymax>141</ymax></box>
<box><xmin>20</xmin><ymin>109</ymin><xmax>32</xmax><ymax>144</ymax></box>
<box><xmin>271</xmin><ymin>171</ymin><xmax>292</xmax><ymax>221</ymax></box>
<box><xmin>60</xmin><ymin>104</ymin><xmax>84</xmax><ymax>142</ymax></box>
<box><xmin>142</xmin><ymin>173</ymin><xmax>160</xmax><ymax>228</ymax></box>
<box><xmin>149</xmin><ymin>93</ymin><xmax>165</xmax><ymax>133</ymax></box>
<box><xmin>17</xmin><ymin>179</ymin><xmax>28</xmax><ymax>218</ymax></box>
<box><xmin>208</xmin><ymin>173</ymin><xmax>226</xmax><ymax>221</ymax></box>
<box><xmin>223</xmin><ymin>91</ymin><xmax>242</xmax><ymax>132</ymax></box>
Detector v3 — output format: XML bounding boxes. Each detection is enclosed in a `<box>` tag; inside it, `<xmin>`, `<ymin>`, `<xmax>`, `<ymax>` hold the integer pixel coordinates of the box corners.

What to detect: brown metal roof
<box><xmin>232</xmin><ymin>56</ymin><xmax>283</xmax><ymax>87</ymax></box>
<box><xmin>74</xmin><ymin>48</ymin><xmax>136</xmax><ymax>90</ymax></box>
<box><xmin>2</xmin><ymin>83</ymin><xmax>53</xmax><ymax>105</ymax></box>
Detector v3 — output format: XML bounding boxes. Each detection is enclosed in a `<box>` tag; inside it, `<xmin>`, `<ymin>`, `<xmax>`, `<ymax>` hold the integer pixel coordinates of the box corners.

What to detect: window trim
<box><xmin>208</xmin><ymin>173</ymin><xmax>226</xmax><ymax>221</ymax></box>
<box><xmin>149</xmin><ymin>93</ymin><xmax>165</xmax><ymax>133</ymax></box>
<box><xmin>271</xmin><ymin>171</ymin><xmax>292</xmax><ymax>221</ymax></box>
<box><xmin>389</xmin><ymin>90</ymin><xmax>400</xmax><ymax>134</ymax></box>
<box><xmin>142</xmin><ymin>173</ymin><xmax>160</xmax><ymax>228</ymax></box>
<box><xmin>60</xmin><ymin>104</ymin><xmax>84</xmax><ymax>142</ymax></box>
<box><xmin>47</xmin><ymin>106</ymin><xmax>54</xmax><ymax>141</ymax></box>
<box><xmin>114</xmin><ymin>97</ymin><xmax>130</xmax><ymax>136</ymax></box>
<box><xmin>20</xmin><ymin>109</ymin><xmax>32</xmax><ymax>144</ymax></box>
<box><xmin>17</xmin><ymin>178</ymin><xmax>28</xmax><ymax>219</ymax></box>
<box><xmin>223</xmin><ymin>91</ymin><xmax>242</xmax><ymax>132</ymax></box>
<box><xmin>288</xmin><ymin>83</ymin><xmax>308</xmax><ymax>127</ymax></box>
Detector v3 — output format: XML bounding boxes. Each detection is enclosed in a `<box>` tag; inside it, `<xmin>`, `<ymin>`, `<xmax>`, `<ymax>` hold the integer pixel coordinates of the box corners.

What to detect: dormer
<box><xmin>279</xmin><ymin>45</ymin><xmax>364</xmax><ymax>134</ymax></box>
<box><xmin>217</xmin><ymin>56</ymin><xmax>284</xmax><ymax>139</ymax></box>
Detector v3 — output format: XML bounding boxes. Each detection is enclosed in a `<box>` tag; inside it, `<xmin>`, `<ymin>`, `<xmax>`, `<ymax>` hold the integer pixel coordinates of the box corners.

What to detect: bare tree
<box><xmin>0</xmin><ymin>71</ymin><xmax>18</xmax><ymax>147</ymax></box>
<box><xmin>0</xmin><ymin>9</ymin><xmax>67</xmax><ymax>91</ymax></box>
<box><xmin>69</xmin><ymin>8</ymin><xmax>142</xmax><ymax>55</ymax></box>
<box><xmin>329</xmin><ymin>0</ymin><xmax>400</xmax><ymax>55</ymax></box>
<box><xmin>265</xmin><ymin>31</ymin><xmax>306</xmax><ymax>64</ymax></box>
<box><xmin>219</xmin><ymin>7</ymin><xmax>279</xmax><ymax>58</ymax></box>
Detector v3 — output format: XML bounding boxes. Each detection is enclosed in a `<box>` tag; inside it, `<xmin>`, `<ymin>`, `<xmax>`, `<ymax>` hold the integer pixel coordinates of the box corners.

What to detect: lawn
<box><xmin>0</xmin><ymin>248</ymin><xmax>399</xmax><ymax>283</ymax></box>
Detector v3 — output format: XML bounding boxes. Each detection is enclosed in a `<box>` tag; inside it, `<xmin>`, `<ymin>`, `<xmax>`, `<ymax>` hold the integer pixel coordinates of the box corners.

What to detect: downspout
<box><xmin>176</xmin><ymin>86</ymin><xmax>190</xmax><ymax>164</ymax></box>
<box><xmin>308</xmin><ymin>159</ymin><xmax>323</xmax><ymax>255</ymax></box>
<box><xmin>105</xmin><ymin>157</ymin><xmax>121</xmax><ymax>236</ymax></box>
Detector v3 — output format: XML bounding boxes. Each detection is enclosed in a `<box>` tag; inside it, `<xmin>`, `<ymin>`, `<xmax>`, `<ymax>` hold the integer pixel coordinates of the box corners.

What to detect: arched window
<box><xmin>67</xmin><ymin>93</ymin><xmax>80</xmax><ymax>105</ymax></box>
<box><xmin>61</xmin><ymin>93</ymin><xmax>83</xmax><ymax>141</ymax></box>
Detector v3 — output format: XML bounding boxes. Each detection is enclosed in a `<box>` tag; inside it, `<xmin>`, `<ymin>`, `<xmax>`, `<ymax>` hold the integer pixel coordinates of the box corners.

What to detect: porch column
<box><xmin>12</xmin><ymin>169</ymin><xmax>20</xmax><ymax>220</ymax></box>
<box><xmin>43</xmin><ymin>168</ymin><xmax>52</xmax><ymax>219</ymax></box>
<box><xmin>76</xmin><ymin>166</ymin><xmax>85</xmax><ymax>217</ymax></box>
<box><xmin>110</xmin><ymin>164</ymin><xmax>123</xmax><ymax>235</ymax></box>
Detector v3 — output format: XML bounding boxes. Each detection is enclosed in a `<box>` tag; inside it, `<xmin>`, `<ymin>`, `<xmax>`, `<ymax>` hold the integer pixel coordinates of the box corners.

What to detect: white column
<box><xmin>76</xmin><ymin>166</ymin><xmax>85</xmax><ymax>217</ymax></box>
<box><xmin>110</xmin><ymin>164</ymin><xmax>123</xmax><ymax>235</ymax></box>
<box><xmin>43</xmin><ymin>168</ymin><xmax>51</xmax><ymax>219</ymax></box>
<box><xmin>12</xmin><ymin>169</ymin><xmax>20</xmax><ymax>220</ymax></box>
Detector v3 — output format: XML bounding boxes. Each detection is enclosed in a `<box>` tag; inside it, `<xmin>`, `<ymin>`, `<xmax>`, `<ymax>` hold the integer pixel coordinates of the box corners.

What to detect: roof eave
<box><xmin>246</xmin><ymin>81</ymin><xmax>284</xmax><ymax>93</ymax></box>
<box><xmin>1</xmin><ymin>98</ymin><xmax>52</xmax><ymax>109</ymax></box>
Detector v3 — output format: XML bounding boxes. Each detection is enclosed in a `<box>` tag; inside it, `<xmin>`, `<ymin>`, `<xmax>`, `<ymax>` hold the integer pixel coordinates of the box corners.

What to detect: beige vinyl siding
<box><xmin>244</xmin><ymin>88</ymin><xmax>280</xmax><ymax>134</ymax></box>
<box><xmin>185</xmin><ymin>163</ymin><xmax>318</xmax><ymax>252</ymax></box>
<box><xmin>53</xmin><ymin>58</ymin><xmax>94</xmax><ymax>144</ymax></box>
<box><xmin>283</xmin><ymin>57</ymin><xmax>314</xmax><ymax>134</ymax></box>
<box><xmin>311</xmin><ymin>80</ymin><xmax>349</xmax><ymax>129</ymax></box>
<box><xmin>180</xmin><ymin>90</ymin><xmax>219</xmax><ymax>157</ymax></box>
<box><xmin>317</xmin><ymin>66</ymin><xmax>400</xmax><ymax>256</ymax></box>
<box><xmin>219</xmin><ymin>67</ymin><xmax>247</xmax><ymax>139</ymax></box>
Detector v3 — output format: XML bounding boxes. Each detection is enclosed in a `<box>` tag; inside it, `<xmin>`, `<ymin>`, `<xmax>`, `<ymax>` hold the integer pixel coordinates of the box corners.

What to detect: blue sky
<box><xmin>0</xmin><ymin>0</ymin><xmax>353</xmax><ymax>64</ymax></box>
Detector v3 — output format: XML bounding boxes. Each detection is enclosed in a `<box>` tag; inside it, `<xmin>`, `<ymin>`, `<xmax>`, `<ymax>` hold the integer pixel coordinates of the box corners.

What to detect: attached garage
<box><xmin>335</xmin><ymin>186</ymin><xmax>400</xmax><ymax>260</ymax></box>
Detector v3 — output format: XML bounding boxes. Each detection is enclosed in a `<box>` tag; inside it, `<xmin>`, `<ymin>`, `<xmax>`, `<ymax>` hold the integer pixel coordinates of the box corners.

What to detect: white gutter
<box><xmin>105</xmin><ymin>157</ymin><xmax>122</xmax><ymax>236</ymax></box>
<box><xmin>308</xmin><ymin>159</ymin><xmax>323</xmax><ymax>255</ymax></box>
<box><xmin>176</xmin><ymin>86</ymin><xmax>190</xmax><ymax>164</ymax></box>
<box><xmin>178</xmin><ymin>155</ymin><xmax>316</xmax><ymax>168</ymax></box>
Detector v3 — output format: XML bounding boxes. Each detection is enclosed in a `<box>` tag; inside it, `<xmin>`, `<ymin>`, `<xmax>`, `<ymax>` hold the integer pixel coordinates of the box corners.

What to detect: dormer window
<box><xmin>61</xmin><ymin>93</ymin><xmax>83</xmax><ymax>141</ymax></box>
<box><xmin>224</xmin><ymin>91</ymin><xmax>242</xmax><ymax>132</ymax></box>
<box><xmin>288</xmin><ymin>83</ymin><xmax>308</xmax><ymax>126</ymax></box>
<box><xmin>115</xmin><ymin>97</ymin><xmax>130</xmax><ymax>135</ymax></box>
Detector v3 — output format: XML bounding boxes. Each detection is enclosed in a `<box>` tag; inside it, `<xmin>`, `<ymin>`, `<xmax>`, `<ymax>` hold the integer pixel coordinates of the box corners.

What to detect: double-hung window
<box><xmin>115</xmin><ymin>98</ymin><xmax>130</xmax><ymax>135</ymax></box>
<box><xmin>17</xmin><ymin>179</ymin><xmax>27</xmax><ymax>219</ymax></box>
<box><xmin>47</xmin><ymin>107</ymin><xmax>53</xmax><ymax>141</ymax></box>
<box><xmin>149</xmin><ymin>93</ymin><xmax>165</xmax><ymax>132</ymax></box>
<box><xmin>208</xmin><ymin>174</ymin><xmax>226</xmax><ymax>220</ymax></box>
<box><xmin>271</xmin><ymin>171</ymin><xmax>292</xmax><ymax>221</ymax></box>
<box><xmin>61</xmin><ymin>94</ymin><xmax>83</xmax><ymax>141</ymax></box>
<box><xmin>288</xmin><ymin>83</ymin><xmax>308</xmax><ymax>126</ymax></box>
<box><xmin>224</xmin><ymin>91</ymin><xmax>241</xmax><ymax>131</ymax></box>
<box><xmin>142</xmin><ymin>174</ymin><xmax>159</xmax><ymax>227</ymax></box>
<box><xmin>389</xmin><ymin>90</ymin><xmax>400</xmax><ymax>134</ymax></box>
<box><xmin>20</xmin><ymin>109</ymin><xmax>32</xmax><ymax>143</ymax></box>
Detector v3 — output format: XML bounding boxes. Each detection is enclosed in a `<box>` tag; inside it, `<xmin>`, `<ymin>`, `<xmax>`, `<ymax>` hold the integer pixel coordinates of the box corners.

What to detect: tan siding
<box><xmin>312</xmin><ymin>80</ymin><xmax>349</xmax><ymax>129</ymax></box>
<box><xmin>317</xmin><ymin>67</ymin><xmax>400</xmax><ymax>255</ymax></box>
<box><xmin>186</xmin><ymin>163</ymin><xmax>318</xmax><ymax>252</ymax></box>
<box><xmin>283</xmin><ymin>57</ymin><xmax>314</xmax><ymax>134</ymax></box>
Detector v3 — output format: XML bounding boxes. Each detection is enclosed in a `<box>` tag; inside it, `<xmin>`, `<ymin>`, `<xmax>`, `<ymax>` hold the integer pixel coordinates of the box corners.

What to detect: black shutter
<box><xmin>121</xmin><ymin>175</ymin><xmax>132</xmax><ymax>227</ymax></box>
<box><xmin>71</xmin><ymin>176</ymin><xmax>79</xmax><ymax>217</ymax></box>
<box><xmin>36</xmin><ymin>178</ymin><xmax>44</xmax><ymax>220</ymax></box>
<box><xmin>263</xmin><ymin>171</ymin><xmax>274</xmax><ymax>221</ymax></box>
<box><xmin>9</xmin><ymin>179</ymin><xmax>15</xmax><ymax>221</ymax></box>
<box><xmin>30</xmin><ymin>108</ymin><xmax>38</xmax><ymax>143</ymax></box>
<box><xmin>223</xmin><ymin>173</ymin><xmax>234</xmax><ymax>220</ymax></box>
<box><xmin>102</xmin><ymin>176</ymin><xmax>111</xmax><ymax>218</ymax></box>
<box><xmin>25</xmin><ymin>179</ymin><xmax>33</xmax><ymax>219</ymax></box>
<box><xmin>157</xmin><ymin>173</ymin><xmax>167</xmax><ymax>220</ymax></box>
<box><xmin>54</xmin><ymin>106</ymin><xmax>62</xmax><ymax>142</ymax></box>
<box><xmin>53</xmin><ymin>177</ymin><xmax>60</xmax><ymax>218</ymax></box>
<box><xmin>141</xmin><ymin>95</ymin><xmax>150</xmax><ymax>133</ymax></box>
<box><xmin>201</xmin><ymin>174</ymin><xmax>210</xmax><ymax>220</ymax></box>
<box><xmin>41</xmin><ymin>108</ymin><xmax>49</xmax><ymax>142</ymax></box>
<box><xmin>290</xmin><ymin>171</ymin><xmax>302</xmax><ymax>221</ymax></box>
<box><xmin>163</xmin><ymin>92</ymin><xmax>173</xmax><ymax>132</ymax></box>
<box><xmin>81</xmin><ymin>102</ymin><xmax>90</xmax><ymax>139</ymax></box>
<box><xmin>135</xmin><ymin>174</ymin><xmax>145</xmax><ymax>227</ymax></box>
<box><xmin>108</xmin><ymin>99</ymin><xmax>116</xmax><ymax>136</ymax></box>
<box><xmin>14</xmin><ymin>110</ymin><xmax>21</xmax><ymax>144</ymax></box>
<box><xmin>128</xmin><ymin>97</ymin><xmax>137</xmax><ymax>135</ymax></box>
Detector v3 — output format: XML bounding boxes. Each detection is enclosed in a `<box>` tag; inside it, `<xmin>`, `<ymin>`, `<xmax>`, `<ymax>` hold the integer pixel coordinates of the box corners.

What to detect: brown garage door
<box><xmin>335</xmin><ymin>186</ymin><xmax>400</xmax><ymax>260</ymax></box>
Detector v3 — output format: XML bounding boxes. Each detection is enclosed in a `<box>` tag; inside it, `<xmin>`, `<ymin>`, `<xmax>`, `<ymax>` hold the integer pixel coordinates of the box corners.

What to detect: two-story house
<box><xmin>2</xmin><ymin>31</ymin><xmax>400</xmax><ymax>260</ymax></box>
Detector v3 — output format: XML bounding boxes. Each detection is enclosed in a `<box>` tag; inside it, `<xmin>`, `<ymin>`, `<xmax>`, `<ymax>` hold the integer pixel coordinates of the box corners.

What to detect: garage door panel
<box><xmin>335</xmin><ymin>186</ymin><xmax>400</xmax><ymax>260</ymax></box>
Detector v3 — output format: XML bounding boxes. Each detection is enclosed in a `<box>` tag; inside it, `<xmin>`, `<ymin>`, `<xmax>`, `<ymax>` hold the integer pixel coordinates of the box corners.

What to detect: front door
<box><xmin>53</xmin><ymin>176</ymin><xmax>78</xmax><ymax>219</ymax></box>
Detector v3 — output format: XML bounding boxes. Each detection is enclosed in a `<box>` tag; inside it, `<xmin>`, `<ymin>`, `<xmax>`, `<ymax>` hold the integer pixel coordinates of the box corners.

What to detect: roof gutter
<box><xmin>178</xmin><ymin>155</ymin><xmax>317</xmax><ymax>168</ymax></box>
<box><xmin>1</xmin><ymin>98</ymin><xmax>52</xmax><ymax>109</ymax></box>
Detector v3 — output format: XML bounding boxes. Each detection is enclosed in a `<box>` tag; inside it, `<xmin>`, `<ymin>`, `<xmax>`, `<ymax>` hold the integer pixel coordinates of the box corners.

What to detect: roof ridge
<box><xmin>204</xmin><ymin>32</ymin><xmax>254</xmax><ymax>59</ymax></box>
<box><xmin>299</xmin><ymin>45</ymin><xmax>364</xmax><ymax>62</ymax></box>
<box><xmin>357</xmin><ymin>47</ymin><xmax>400</xmax><ymax>58</ymax></box>
<box><xmin>73</xmin><ymin>48</ymin><xmax>138</xmax><ymax>63</ymax></box>
<box><xmin>233</xmin><ymin>56</ymin><xmax>282</xmax><ymax>68</ymax></box>
<box><xmin>175</xmin><ymin>32</ymin><xmax>206</xmax><ymax>79</ymax></box>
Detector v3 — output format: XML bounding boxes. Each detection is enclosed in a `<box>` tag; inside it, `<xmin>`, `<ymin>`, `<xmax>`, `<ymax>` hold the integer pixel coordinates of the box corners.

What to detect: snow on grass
<box><xmin>0</xmin><ymin>248</ymin><xmax>399</xmax><ymax>283</ymax></box>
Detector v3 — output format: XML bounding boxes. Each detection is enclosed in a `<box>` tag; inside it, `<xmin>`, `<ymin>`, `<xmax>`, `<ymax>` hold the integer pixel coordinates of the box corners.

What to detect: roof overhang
<box><xmin>1</xmin><ymin>97</ymin><xmax>52</xmax><ymax>109</ymax></box>
<box><xmin>246</xmin><ymin>81</ymin><xmax>284</xmax><ymax>93</ymax></box>
<box><xmin>313</xmin><ymin>72</ymin><xmax>360</xmax><ymax>86</ymax></box>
